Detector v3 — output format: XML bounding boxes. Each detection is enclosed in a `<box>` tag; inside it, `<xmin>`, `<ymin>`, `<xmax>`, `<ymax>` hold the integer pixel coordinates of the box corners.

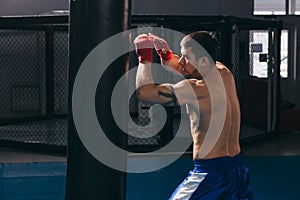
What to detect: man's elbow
<box><xmin>136</xmin><ymin>87</ymin><xmax>148</xmax><ymax>101</ymax></box>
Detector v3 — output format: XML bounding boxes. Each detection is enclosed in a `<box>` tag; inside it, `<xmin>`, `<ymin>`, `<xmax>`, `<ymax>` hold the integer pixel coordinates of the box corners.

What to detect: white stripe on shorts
<box><xmin>171</xmin><ymin>172</ymin><xmax>207</xmax><ymax>200</ymax></box>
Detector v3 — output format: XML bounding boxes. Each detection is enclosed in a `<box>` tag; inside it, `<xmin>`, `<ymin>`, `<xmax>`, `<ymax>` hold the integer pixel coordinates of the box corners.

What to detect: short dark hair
<box><xmin>181</xmin><ymin>31</ymin><xmax>220</xmax><ymax>63</ymax></box>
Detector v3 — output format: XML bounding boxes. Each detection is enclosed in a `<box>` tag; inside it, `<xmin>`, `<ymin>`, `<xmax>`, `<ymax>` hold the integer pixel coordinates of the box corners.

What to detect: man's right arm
<box><xmin>134</xmin><ymin>34</ymin><xmax>202</xmax><ymax>106</ymax></box>
<box><xmin>135</xmin><ymin>62</ymin><xmax>178</xmax><ymax>105</ymax></box>
<box><xmin>134</xmin><ymin>34</ymin><xmax>178</xmax><ymax>105</ymax></box>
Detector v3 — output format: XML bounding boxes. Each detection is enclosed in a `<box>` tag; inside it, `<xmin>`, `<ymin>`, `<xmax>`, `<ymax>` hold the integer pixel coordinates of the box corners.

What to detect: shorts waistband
<box><xmin>193</xmin><ymin>153</ymin><xmax>244</xmax><ymax>172</ymax></box>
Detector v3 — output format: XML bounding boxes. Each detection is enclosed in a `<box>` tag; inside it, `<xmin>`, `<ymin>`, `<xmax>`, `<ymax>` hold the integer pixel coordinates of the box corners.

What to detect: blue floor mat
<box><xmin>0</xmin><ymin>156</ymin><xmax>299</xmax><ymax>200</ymax></box>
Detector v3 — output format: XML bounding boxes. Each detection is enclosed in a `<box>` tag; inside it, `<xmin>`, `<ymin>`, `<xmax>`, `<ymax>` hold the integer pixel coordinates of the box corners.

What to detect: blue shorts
<box><xmin>169</xmin><ymin>153</ymin><xmax>254</xmax><ymax>200</ymax></box>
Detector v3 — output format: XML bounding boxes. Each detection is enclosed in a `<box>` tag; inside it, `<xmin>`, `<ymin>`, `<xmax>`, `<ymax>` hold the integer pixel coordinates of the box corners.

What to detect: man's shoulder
<box><xmin>216</xmin><ymin>62</ymin><xmax>234</xmax><ymax>79</ymax></box>
<box><xmin>175</xmin><ymin>79</ymin><xmax>206</xmax><ymax>91</ymax></box>
<box><xmin>216</xmin><ymin>62</ymin><xmax>229</xmax><ymax>71</ymax></box>
<box><xmin>185</xmin><ymin>78</ymin><xmax>205</xmax><ymax>85</ymax></box>
<box><xmin>182</xmin><ymin>79</ymin><xmax>207</xmax><ymax>93</ymax></box>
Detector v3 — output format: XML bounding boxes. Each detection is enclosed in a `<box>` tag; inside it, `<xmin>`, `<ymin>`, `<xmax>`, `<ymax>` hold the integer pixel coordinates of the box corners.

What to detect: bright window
<box><xmin>254</xmin><ymin>0</ymin><xmax>286</xmax><ymax>15</ymax></box>
<box><xmin>254</xmin><ymin>0</ymin><xmax>300</xmax><ymax>15</ymax></box>
<box><xmin>292</xmin><ymin>0</ymin><xmax>300</xmax><ymax>14</ymax></box>
<box><xmin>249</xmin><ymin>30</ymin><xmax>288</xmax><ymax>78</ymax></box>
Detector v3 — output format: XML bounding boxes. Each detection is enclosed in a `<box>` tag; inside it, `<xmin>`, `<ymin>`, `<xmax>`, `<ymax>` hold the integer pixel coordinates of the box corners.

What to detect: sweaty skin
<box><xmin>186</xmin><ymin>61</ymin><xmax>241</xmax><ymax>160</ymax></box>
<box><xmin>136</xmin><ymin>56</ymin><xmax>241</xmax><ymax>160</ymax></box>
<box><xmin>135</xmin><ymin>33</ymin><xmax>254</xmax><ymax>200</ymax></box>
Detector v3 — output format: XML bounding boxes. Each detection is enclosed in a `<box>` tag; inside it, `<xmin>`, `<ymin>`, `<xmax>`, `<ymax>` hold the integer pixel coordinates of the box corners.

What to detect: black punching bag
<box><xmin>65</xmin><ymin>0</ymin><xmax>130</xmax><ymax>199</ymax></box>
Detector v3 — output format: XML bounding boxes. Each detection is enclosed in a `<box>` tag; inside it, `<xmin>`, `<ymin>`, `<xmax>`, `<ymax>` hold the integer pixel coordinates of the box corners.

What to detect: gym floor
<box><xmin>242</xmin><ymin>131</ymin><xmax>300</xmax><ymax>156</ymax></box>
<box><xmin>1</xmin><ymin>131</ymin><xmax>300</xmax><ymax>163</ymax></box>
<box><xmin>0</xmin><ymin>131</ymin><xmax>300</xmax><ymax>200</ymax></box>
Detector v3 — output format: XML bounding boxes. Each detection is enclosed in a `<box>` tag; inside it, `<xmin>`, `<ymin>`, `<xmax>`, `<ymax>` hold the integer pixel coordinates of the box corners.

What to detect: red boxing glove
<box><xmin>149</xmin><ymin>33</ymin><xmax>173</xmax><ymax>61</ymax></box>
<box><xmin>133</xmin><ymin>34</ymin><xmax>153</xmax><ymax>63</ymax></box>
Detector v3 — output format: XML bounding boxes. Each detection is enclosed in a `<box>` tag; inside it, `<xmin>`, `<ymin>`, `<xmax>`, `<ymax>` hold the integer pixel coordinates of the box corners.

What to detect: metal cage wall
<box><xmin>0</xmin><ymin>16</ymin><xmax>68</xmax><ymax>152</ymax></box>
<box><xmin>0</xmin><ymin>15</ymin><xmax>282</xmax><ymax>153</ymax></box>
<box><xmin>129</xmin><ymin>15</ymin><xmax>282</xmax><ymax>150</ymax></box>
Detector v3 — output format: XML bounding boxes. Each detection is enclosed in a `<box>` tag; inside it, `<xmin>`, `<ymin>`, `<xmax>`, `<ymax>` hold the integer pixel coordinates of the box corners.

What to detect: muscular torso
<box><xmin>187</xmin><ymin>63</ymin><xmax>241</xmax><ymax>160</ymax></box>
<box><xmin>135</xmin><ymin>60</ymin><xmax>241</xmax><ymax>160</ymax></box>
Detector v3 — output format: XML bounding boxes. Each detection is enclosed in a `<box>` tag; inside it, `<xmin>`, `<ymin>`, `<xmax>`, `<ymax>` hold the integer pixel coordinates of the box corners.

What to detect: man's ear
<box><xmin>198</xmin><ymin>56</ymin><xmax>210</xmax><ymax>67</ymax></box>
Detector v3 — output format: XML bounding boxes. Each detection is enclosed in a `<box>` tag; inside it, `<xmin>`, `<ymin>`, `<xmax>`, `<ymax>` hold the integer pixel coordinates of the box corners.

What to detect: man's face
<box><xmin>179</xmin><ymin>46</ymin><xmax>202</xmax><ymax>79</ymax></box>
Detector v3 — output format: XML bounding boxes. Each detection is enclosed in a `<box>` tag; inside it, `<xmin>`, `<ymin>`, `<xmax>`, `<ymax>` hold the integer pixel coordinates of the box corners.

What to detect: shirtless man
<box><xmin>134</xmin><ymin>31</ymin><xmax>254</xmax><ymax>199</ymax></box>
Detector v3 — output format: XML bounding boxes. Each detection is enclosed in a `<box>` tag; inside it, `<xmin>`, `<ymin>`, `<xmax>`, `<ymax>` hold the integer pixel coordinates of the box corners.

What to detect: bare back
<box><xmin>187</xmin><ymin>62</ymin><xmax>241</xmax><ymax>160</ymax></box>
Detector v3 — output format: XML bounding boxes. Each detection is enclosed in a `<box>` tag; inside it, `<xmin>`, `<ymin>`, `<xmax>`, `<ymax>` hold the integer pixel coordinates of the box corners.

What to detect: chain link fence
<box><xmin>0</xmin><ymin>15</ymin><xmax>282</xmax><ymax>153</ymax></box>
<box><xmin>0</xmin><ymin>17</ymin><xmax>68</xmax><ymax>150</ymax></box>
<box><xmin>0</xmin><ymin>30</ymin><xmax>47</xmax><ymax>118</ymax></box>
<box><xmin>54</xmin><ymin>31</ymin><xmax>69</xmax><ymax>115</ymax></box>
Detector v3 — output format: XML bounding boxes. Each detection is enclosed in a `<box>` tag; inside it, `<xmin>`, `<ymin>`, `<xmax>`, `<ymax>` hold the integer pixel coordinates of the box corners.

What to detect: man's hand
<box><xmin>134</xmin><ymin>34</ymin><xmax>153</xmax><ymax>63</ymax></box>
<box><xmin>149</xmin><ymin>33</ymin><xmax>173</xmax><ymax>61</ymax></box>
